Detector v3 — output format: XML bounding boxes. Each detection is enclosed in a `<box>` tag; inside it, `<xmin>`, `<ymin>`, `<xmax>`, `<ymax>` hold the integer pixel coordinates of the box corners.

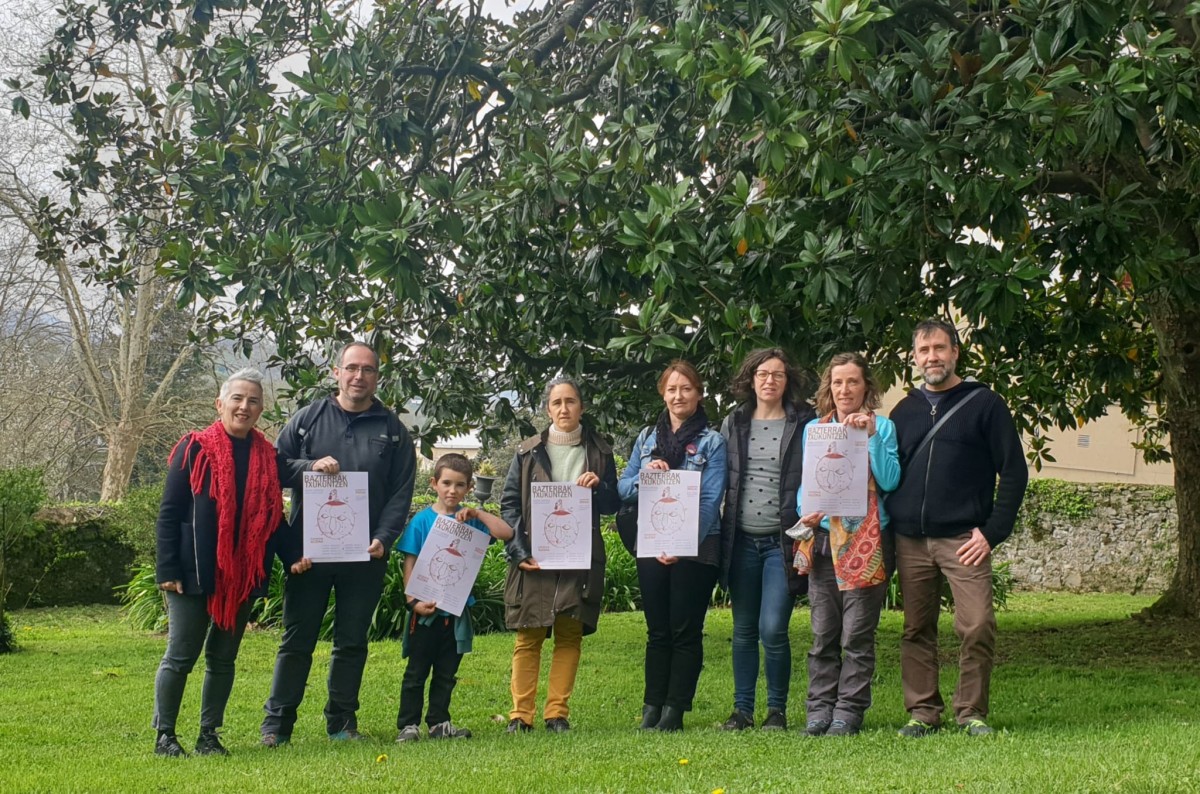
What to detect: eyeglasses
<box><xmin>341</xmin><ymin>365</ymin><xmax>379</xmax><ymax>376</ymax></box>
<box><xmin>754</xmin><ymin>370</ymin><xmax>787</xmax><ymax>382</ymax></box>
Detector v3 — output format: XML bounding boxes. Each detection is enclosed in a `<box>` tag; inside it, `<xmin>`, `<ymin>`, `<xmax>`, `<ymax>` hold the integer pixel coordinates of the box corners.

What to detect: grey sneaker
<box><xmin>761</xmin><ymin>708</ymin><xmax>787</xmax><ymax>731</ymax></box>
<box><xmin>544</xmin><ymin>718</ymin><xmax>571</xmax><ymax>734</ymax></box>
<box><xmin>506</xmin><ymin>718</ymin><xmax>532</xmax><ymax>734</ymax></box>
<box><xmin>897</xmin><ymin>719</ymin><xmax>939</xmax><ymax>738</ymax></box>
<box><xmin>962</xmin><ymin>718</ymin><xmax>994</xmax><ymax>736</ymax></box>
<box><xmin>826</xmin><ymin>719</ymin><xmax>860</xmax><ymax>736</ymax></box>
<box><xmin>429</xmin><ymin>721</ymin><xmax>472</xmax><ymax>739</ymax></box>
<box><xmin>396</xmin><ymin>724</ymin><xmax>421</xmax><ymax>743</ymax></box>
<box><xmin>805</xmin><ymin>718</ymin><xmax>831</xmax><ymax>736</ymax></box>
<box><xmin>720</xmin><ymin>710</ymin><xmax>754</xmax><ymax>731</ymax></box>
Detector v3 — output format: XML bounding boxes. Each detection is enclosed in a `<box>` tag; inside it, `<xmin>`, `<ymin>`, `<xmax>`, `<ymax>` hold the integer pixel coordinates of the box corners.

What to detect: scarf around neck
<box><xmin>651</xmin><ymin>405</ymin><xmax>710</xmax><ymax>469</ymax></box>
<box><xmin>174</xmin><ymin>421</ymin><xmax>283</xmax><ymax>630</ymax></box>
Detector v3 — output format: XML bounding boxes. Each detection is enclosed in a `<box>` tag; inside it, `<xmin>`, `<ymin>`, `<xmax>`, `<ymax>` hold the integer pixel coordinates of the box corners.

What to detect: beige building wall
<box><xmin>880</xmin><ymin>386</ymin><xmax>1174</xmax><ymax>487</ymax></box>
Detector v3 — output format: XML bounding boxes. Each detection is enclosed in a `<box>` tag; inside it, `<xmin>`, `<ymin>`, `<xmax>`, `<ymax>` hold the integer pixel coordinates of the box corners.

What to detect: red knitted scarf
<box><xmin>174</xmin><ymin>421</ymin><xmax>283</xmax><ymax>630</ymax></box>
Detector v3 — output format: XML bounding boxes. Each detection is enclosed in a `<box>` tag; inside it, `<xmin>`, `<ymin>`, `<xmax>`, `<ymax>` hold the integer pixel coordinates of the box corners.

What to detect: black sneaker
<box><xmin>194</xmin><ymin>728</ymin><xmax>229</xmax><ymax>756</ymax></box>
<box><xmin>155</xmin><ymin>732</ymin><xmax>187</xmax><ymax>757</ymax></box>
<box><xmin>897</xmin><ymin>719</ymin><xmax>939</xmax><ymax>738</ymax></box>
<box><xmin>826</xmin><ymin>719</ymin><xmax>860</xmax><ymax>737</ymax></box>
<box><xmin>805</xmin><ymin>717</ymin><xmax>831</xmax><ymax>736</ymax></box>
<box><xmin>720</xmin><ymin>710</ymin><xmax>754</xmax><ymax>731</ymax></box>
<box><xmin>429</xmin><ymin>721</ymin><xmax>472</xmax><ymax>739</ymax></box>
<box><xmin>506</xmin><ymin>718</ymin><xmax>532</xmax><ymax>734</ymax></box>
<box><xmin>761</xmin><ymin>708</ymin><xmax>788</xmax><ymax>731</ymax></box>
<box><xmin>545</xmin><ymin>717</ymin><xmax>571</xmax><ymax>733</ymax></box>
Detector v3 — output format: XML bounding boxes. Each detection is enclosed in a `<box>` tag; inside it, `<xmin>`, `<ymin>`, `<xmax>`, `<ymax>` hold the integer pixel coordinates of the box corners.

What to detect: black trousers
<box><xmin>261</xmin><ymin>558</ymin><xmax>387</xmax><ymax>736</ymax></box>
<box><xmin>397</xmin><ymin>614</ymin><xmax>462</xmax><ymax>728</ymax></box>
<box><xmin>638</xmin><ymin>557</ymin><xmax>719</xmax><ymax>711</ymax></box>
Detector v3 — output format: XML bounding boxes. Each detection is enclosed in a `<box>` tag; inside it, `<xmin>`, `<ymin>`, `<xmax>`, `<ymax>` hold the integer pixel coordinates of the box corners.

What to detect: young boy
<box><xmin>394</xmin><ymin>453</ymin><xmax>513</xmax><ymax>742</ymax></box>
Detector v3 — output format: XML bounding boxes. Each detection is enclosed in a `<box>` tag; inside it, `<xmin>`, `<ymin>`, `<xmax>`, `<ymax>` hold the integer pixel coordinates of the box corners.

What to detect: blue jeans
<box><xmin>728</xmin><ymin>532</ymin><xmax>795</xmax><ymax>715</ymax></box>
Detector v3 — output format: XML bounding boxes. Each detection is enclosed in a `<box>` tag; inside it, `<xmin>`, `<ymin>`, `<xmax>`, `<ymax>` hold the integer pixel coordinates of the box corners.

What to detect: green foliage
<box><xmin>102</xmin><ymin>482</ymin><xmax>165</xmax><ymax>566</ymax></box>
<box><xmin>601</xmin><ymin>524</ymin><xmax>641</xmax><ymax>612</ymax></box>
<box><xmin>20</xmin><ymin>0</ymin><xmax>1200</xmax><ymax>615</ymax></box>
<box><xmin>117</xmin><ymin>565</ymin><xmax>169</xmax><ymax>633</ymax></box>
<box><xmin>1018</xmin><ymin>479</ymin><xmax>1098</xmax><ymax>541</ymax></box>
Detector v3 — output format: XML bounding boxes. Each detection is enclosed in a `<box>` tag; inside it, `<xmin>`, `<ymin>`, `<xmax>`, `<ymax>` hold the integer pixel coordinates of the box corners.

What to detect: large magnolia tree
<box><xmin>21</xmin><ymin>0</ymin><xmax>1200</xmax><ymax>615</ymax></box>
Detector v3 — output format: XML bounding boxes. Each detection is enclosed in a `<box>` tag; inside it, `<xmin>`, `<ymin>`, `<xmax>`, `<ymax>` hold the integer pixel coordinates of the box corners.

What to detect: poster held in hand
<box><xmin>636</xmin><ymin>469</ymin><xmax>701</xmax><ymax>558</ymax></box>
<box><xmin>800</xmin><ymin>423</ymin><xmax>869</xmax><ymax>517</ymax></box>
<box><xmin>303</xmin><ymin>471</ymin><xmax>371</xmax><ymax>562</ymax></box>
<box><xmin>529</xmin><ymin>482</ymin><xmax>592</xmax><ymax>569</ymax></box>
<box><xmin>405</xmin><ymin>515</ymin><xmax>491</xmax><ymax>616</ymax></box>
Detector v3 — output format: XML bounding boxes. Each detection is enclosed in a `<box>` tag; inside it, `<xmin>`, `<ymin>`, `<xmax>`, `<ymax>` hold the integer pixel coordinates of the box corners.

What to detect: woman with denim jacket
<box><xmin>618</xmin><ymin>361</ymin><xmax>727</xmax><ymax>732</ymax></box>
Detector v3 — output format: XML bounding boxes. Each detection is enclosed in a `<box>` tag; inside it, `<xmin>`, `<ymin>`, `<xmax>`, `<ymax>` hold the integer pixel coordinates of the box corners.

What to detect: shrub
<box><xmin>2</xmin><ymin>467</ymin><xmax>48</xmax><ymax>649</ymax></box>
<box><xmin>104</xmin><ymin>482</ymin><xmax>165</xmax><ymax>566</ymax></box>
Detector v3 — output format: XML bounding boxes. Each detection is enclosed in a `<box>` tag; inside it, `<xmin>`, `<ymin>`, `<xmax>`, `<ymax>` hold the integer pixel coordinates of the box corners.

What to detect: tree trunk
<box><xmin>98</xmin><ymin>422</ymin><xmax>143</xmax><ymax>503</ymax></box>
<box><xmin>1147</xmin><ymin>288</ymin><xmax>1200</xmax><ymax>618</ymax></box>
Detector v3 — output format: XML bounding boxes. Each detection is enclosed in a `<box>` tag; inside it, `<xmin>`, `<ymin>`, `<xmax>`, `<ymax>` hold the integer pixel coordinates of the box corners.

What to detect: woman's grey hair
<box><xmin>541</xmin><ymin>376</ymin><xmax>584</xmax><ymax>410</ymax></box>
<box><xmin>219</xmin><ymin>367</ymin><xmax>266</xmax><ymax>399</ymax></box>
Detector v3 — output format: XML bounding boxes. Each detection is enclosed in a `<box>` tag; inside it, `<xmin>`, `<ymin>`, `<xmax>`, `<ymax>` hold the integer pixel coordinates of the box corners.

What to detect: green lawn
<box><xmin>2</xmin><ymin>594</ymin><xmax>1197</xmax><ymax>793</ymax></box>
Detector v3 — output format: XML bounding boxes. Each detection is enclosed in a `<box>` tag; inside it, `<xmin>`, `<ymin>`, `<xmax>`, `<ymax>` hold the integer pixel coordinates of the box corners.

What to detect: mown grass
<box><xmin>1</xmin><ymin>594</ymin><xmax>1198</xmax><ymax>793</ymax></box>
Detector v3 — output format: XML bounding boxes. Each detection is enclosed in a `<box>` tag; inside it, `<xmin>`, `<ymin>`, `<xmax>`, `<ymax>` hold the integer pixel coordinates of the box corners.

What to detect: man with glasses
<box><xmin>261</xmin><ymin>341</ymin><xmax>416</xmax><ymax>745</ymax></box>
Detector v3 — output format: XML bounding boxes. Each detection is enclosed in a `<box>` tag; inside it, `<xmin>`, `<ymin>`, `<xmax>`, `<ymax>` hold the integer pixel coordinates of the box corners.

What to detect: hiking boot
<box><xmin>260</xmin><ymin>732</ymin><xmax>290</xmax><ymax>748</ymax></box>
<box><xmin>545</xmin><ymin>717</ymin><xmax>571</xmax><ymax>734</ymax></box>
<box><xmin>194</xmin><ymin>728</ymin><xmax>229</xmax><ymax>756</ymax></box>
<box><xmin>897</xmin><ymin>719</ymin><xmax>939</xmax><ymax>738</ymax></box>
<box><xmin>154</xmin><ymin>732</ymin><xmax>187</xmax><ymax>757</ymax></box>
<box><xmin>826</xmin><ymin>719</ymin><xmax>860</xmax><ymax>737</ymax></box>
<box><xmin>429</xmin><ymin>721</ymin><xmax>472</xmax><ymax>739</ymax></box>
<box><xmin>761</xmin><ymin>708</ymin><xmax>788</xmax><ymax>731</ymax></box>
<box><xmin>805</xmin><ymin>718</ymin><xmax>831</xmax><ymax>736</ymax></box>
<box><xmin>506</xmin><ymin>718</ymin><xmax>532</xmax><ymax>734</ymax></box>
<box><xmin>720</xmin><ymin>710</ymin><xmax>754</xmax><ymax>731</ymax></box>
<box><xmin>962</xmin><ymin>718</ymin><xmax>994</xmax><ymax>737</ymax></box>
<box><xmin>328</xmin><ymin>728</ymin><xmax>365</xmax><ymax>741</ymax></box>
<box><xmin>395</xmin><ymin>725</ymin><xmax>421</xmax><ymax>743</ymax></box>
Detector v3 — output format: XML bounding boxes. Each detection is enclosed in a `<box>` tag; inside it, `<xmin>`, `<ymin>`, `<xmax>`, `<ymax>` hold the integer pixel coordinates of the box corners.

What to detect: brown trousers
<box><xmin>895</xmin><ymin>533</ymin><xmax>996</xmax><ymax>725</ymax></box>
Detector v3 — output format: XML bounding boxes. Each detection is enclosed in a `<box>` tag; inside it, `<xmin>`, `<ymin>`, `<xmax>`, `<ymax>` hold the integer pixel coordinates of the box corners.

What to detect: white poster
<box><xmin>302</xmin><ymin>471</ymin><xmax>371</xmax><ymax>562</ymax></box>
<box><xmin>529</xmin><ymin>482</ymin><xmax>592</xmax><ymax>570</ymax></box>
<box><xmin>636</xmin><ymin>470</ymin><xmax>701</xmax><ymax>558</ymax></box>
<box><xmin>405</xmin><ymin>515</ymin><xmax>491</xmax><ymax>616</ymax></box>
<box><xmin>800</xmin><ymin>423</ymin><xmax>869</xmax><ymax>517</ymax></box>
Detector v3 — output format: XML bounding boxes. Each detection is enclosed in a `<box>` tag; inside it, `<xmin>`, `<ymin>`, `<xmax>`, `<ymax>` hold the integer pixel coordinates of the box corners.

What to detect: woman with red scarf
<box><xmin>152</xmin><ymin>368</ymin><xmax>309</xmax><ymax>757</ymax></box>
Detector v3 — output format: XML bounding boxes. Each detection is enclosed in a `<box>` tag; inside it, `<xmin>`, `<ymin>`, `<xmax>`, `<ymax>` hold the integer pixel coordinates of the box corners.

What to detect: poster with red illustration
<box><xmin>801</xmin><ymin>423</ymin><xmax>869</xmax><ymax>517</ymax></box>
<box><xmin>529</xmin><ymin>483</ymin><xmax>592</xmax><ymax>570</ymax></box>
<box><xmin>636</xmin><ymin>470</ymin><xmax>701</xmax><ymax>558</ymax></box>
<box><xmin>405</xmin><ymin>515</ymin><xmax>490</xmax><ymax>616</ymax></box>
<box><xmin>302</xmin><ymin>471</ymin><xmax>370</xmax><ymax>562</ymax></box>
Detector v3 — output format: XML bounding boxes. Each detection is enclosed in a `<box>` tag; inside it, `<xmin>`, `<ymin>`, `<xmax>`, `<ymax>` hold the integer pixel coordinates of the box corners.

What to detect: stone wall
<box><xmin>996</xmin><ymin>481</ymin><xmax>1177</xmax><ymax>595</ymax></box>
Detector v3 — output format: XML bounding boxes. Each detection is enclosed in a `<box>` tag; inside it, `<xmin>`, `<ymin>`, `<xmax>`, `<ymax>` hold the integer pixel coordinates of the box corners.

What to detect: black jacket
<box><xmin>275</xmin><ymin>396</ymin><xmax>417</xmax><ymax>561</ymax></box>
<box><xmin>887</xmin><ymin>381</ymin><xmax>1028</xmax><ymax>548</ymax></box>
<box><xmin>500</xmin><ymin>426</ymin><xmax>620</xmax><ymax>634</ymax></box>
<box><xmin>155</xmin><ymin>434</ymin><xmax>292</xmax><ymax>595</ymax></box>
<box><xmin>720</xmin><ymin>400</ymin><xmax>816</xmax><ymax>592</ymax></box>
